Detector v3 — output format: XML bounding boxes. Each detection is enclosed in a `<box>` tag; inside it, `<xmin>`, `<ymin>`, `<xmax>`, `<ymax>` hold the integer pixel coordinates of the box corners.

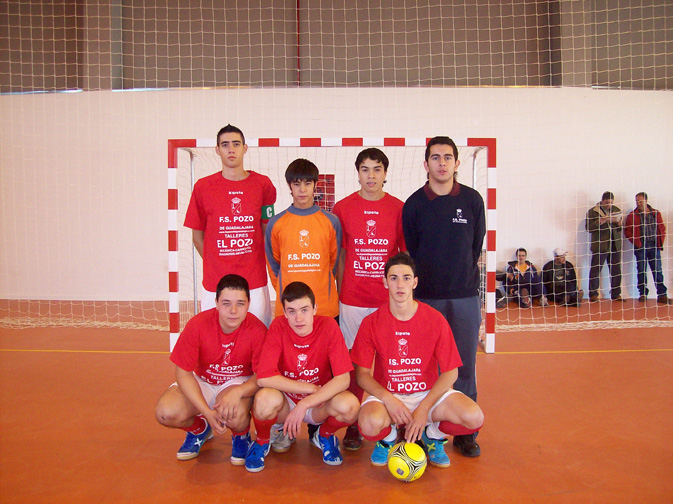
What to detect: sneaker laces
<box><xmin>425</xmin><ymin>436</ymin><xmax>446</xmax><ymax>453</ymax></box>
<box><xmin>321</xmin><ymin>435</ymin><xmax>337</xmax><ymax>456</ymax></box>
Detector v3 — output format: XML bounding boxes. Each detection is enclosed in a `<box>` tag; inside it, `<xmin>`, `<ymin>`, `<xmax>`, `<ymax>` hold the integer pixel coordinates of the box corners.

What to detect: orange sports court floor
<box><xmin>1</xmin><ymin>300</ymin><xmax>672</xmax><ymax>504</ymax></box>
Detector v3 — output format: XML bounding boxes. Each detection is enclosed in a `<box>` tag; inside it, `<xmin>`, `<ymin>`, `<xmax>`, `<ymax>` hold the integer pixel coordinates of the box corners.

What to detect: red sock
<box><xmin>438</xmin><ymin>421</ymin><xmax>483</xmax><ymax>437</ymax></box>
<box><xmin>360</xmin><ymin>425</ymin><xmax>391</xmax><ymax>442</ymax></box>
<box><xmin>230</xmin><ymin>426</ymin><xmax>250</xmax><ymax>437</ymax></box>
<box><xmin>182</xmin><ymin>415</ymin><xmax>207</xmax><ymax>435</ymax></box>
<box><xmin>253</xmin><ymin>416</ymin><xmax>276</xmax><ymax>445</ymax></box>
<box><xmin>319</xmin><ymin>416</ymin><xmax>350</xmax><ymax>437</ymax></box>
<box><xmin>348</xmin><ymin>369</ymin><xmax>364</xmax><ymax>402</ymax></box>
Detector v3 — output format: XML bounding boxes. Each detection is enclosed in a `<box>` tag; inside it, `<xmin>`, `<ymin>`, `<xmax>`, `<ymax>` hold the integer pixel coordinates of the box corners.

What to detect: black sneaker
<box><xmin>307</xmin><ymin>423</ymin><xmax>319</xmax><ymax>440</ymax></box>
<box><xmin>453</xmin><ymin>433</ymin><xmax>481</xmax><ymax>457</ymax></box>
<box><xmin>343</xmin><ymin>424</ymin><xmax>362</xmax><ymax>451</ymax></box>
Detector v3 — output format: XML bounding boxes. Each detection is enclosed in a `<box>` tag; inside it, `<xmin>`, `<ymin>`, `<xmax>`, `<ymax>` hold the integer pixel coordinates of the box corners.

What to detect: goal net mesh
<box><xmin>174</xmin><ymin>143</ymin><xmax>490</xmax><ymax>331</ymax></box>
<box><xmin>2</xmin><ymin>1</ymin><xmax>671</xmax><ymax>93</ymax></box>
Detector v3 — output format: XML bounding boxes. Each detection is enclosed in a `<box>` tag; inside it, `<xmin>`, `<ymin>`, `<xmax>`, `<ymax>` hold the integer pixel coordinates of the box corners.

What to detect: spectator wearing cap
<box><xmin>624</xmin><ymin>192</ymin><xmax>672</xmax><ymax>305</ymax></box>
<box><xmin>542</xmin><ymin>248</ymin><xmax>583</xmax><ymax>307</ymax></box>
<box><xmin>585</xmin><ymin>191</ymin><xmax>624</xmax><ymax>302</ymax></box>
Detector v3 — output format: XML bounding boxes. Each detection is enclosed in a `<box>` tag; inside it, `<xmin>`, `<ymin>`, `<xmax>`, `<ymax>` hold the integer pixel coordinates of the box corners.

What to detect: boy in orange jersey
<box><xmin>265</xmin><ymin>158</ymin><xmax>342</xmax><ymax>320</ymax></box>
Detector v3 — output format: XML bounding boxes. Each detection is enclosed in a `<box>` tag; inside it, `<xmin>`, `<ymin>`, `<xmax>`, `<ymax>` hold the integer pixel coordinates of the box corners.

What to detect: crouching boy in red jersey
<box><xmin>352</xmin><ymin>253</ymin><xmax>484</xmax><ymax>468</ymax></box>
<box><xmin>155</xmin><ymin>274</ymin><xmax>267</xmax><ymax>465</ymax></box>
<box><xmin>245</xmin><ymin>281</ymin><xmax>359</xmax><ymax>472</ymax></box>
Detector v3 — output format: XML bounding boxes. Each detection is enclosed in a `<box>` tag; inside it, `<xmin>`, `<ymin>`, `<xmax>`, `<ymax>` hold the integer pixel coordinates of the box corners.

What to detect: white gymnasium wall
<box><xmin>1</xmin><ymin>87</ymin><xmax>672</xmax><ymax>301</ymax></box>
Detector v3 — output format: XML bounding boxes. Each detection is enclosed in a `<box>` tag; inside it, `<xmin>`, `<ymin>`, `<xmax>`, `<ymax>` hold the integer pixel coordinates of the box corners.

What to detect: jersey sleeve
<box><xmin>264</xmin><ymin>214</ymin><xmax>282</xmax><ymax>284</ymax></box>
<box><xmin>325</xmin><ymin>211</ymin><xmax>342</xmax><ymax>277</ymax></box>
<box><xmin>396</xmin><ymin>204</ymin><xmax>407</xmax><ymax>253</ymax></box>
<box><xmin>472</xmin><ymin>191</ymin><xmax>486</xmax><ymax>262</ymax></box>
<box><xmin>261</xmin><ymin>176</ymin><xmax>277</xmax><ymax>222</ymax></box>
<box><xmin>402</xmin><ymin>197</ymin><xmax>419</xmax><ymax>257</ymax></box>
<box><xmin>255</xmin><ymin>323</ymin><xmax>283</xmax><ymax>379</ymax></box>
<box><xmin>169</xmin><ymin>319</ymin><xmax>201</xmax><ymax>371</ymax></box>
<box><xmin>183</xmin><ymin>183</ymin><xmax>206</xmax><ymax>231</ymax></box>
<box><xmin>249</xmin><ymin>318</ymin><xmax>267</xmax><ymax>374</ymax></box>
<box><xmin>327</xmin><ymin>322</ymin><xmax>354</xmax><ymax>376</ymax></box>
<box><xmin>350</xmin><ymin>315</ymin><xmax>376</xmax><ymax>369</ymax></box>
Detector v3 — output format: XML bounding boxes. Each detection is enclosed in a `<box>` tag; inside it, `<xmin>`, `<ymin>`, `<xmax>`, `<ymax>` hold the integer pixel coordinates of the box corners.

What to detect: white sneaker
<box><xmin>270</xmin><ymin>428</ymin><xmax>294</xmax><ymax>453</ymax></box>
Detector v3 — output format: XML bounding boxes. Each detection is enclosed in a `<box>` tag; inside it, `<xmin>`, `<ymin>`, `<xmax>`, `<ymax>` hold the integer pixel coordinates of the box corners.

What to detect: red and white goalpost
<box><xmin>168</xmin><ymin>137</ymin><xmax>497</xmax><ymax>353</ymax></box>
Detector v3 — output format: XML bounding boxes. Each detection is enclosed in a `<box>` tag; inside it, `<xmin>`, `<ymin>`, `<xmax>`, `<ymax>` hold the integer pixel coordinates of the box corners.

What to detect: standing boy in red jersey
<box><xmin>185</xmin><ymin>124</ymin><xmax>277</xmax><ymax>326</ymax></box>
<box><xmin>352</xmin><ymin>254</ymin><xmax>484</xmax><ymax>468</ymax></box>
<box><xmin>155</xmin><ymin>274</ymin><xmax>267</xmax><ymax>465</ymax></box>
<box><xmin>245</xmin><ymin>282</ymin><xmax>359</xmax><ymax>472</ymax></box>
<box><xmin>332</xmin><ymin>147</ymin><xmax>406</xmax><ymax>449</ymax></box>
<box><xmin>265</xmin><ymin>158</ymin><xmax>342</xmax><ymax>320</ymax></box>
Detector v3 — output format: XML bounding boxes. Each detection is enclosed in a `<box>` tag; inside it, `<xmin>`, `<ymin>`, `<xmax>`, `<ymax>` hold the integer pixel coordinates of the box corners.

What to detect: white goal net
<box><xmin>170</xmin><ymin>139</ymin><xmax>493</xmax><ymax>350</ymax></box>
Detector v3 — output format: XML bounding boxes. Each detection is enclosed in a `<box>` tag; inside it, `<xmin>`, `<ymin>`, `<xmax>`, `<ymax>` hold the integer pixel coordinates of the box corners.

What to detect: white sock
<box><xmin>382</xmin><ymin>425</ymin><xmax>398</xmax><ymax>444</ymax></box>
<box><xmin>425</xmin><ymin>423</ymin><xmax>445</xmax><ymax>440</ymax></box>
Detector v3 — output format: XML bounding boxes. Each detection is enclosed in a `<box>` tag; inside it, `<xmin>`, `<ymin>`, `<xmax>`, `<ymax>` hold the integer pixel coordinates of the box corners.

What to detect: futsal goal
<box><xmin>168</xmin><ymin>137</ymin><xmax>498</xmax><ymax>352</ymax></box>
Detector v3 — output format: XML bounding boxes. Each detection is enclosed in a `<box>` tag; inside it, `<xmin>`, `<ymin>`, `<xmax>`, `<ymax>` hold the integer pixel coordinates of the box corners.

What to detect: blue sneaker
<box><xmin>370</xmin><ymin>440</ymin><xmax>392</xmax><ymax>466</ymax></box>
<box><xmin>230</xmin><ymin>432</ymin><xmax>251</xmax><ymax>466</ymax></box>
<box><xmin>245</xmin><ymin>441</ymin><xmax>270</xmax><ymax>473</ymax></box>
<box><xmin>421</xmin><ymin>429</ymin><xmax>450</xmax><ymax>468</ymax></box>
<box><xmin>311</xmin><ymin>429</ymin><xmax>343</xmax><ymax>466</ymax></box>
<box><xmin>176</xmin><ymin>422</ymin><xmax>213</xmax><ymax>461</ymax></box>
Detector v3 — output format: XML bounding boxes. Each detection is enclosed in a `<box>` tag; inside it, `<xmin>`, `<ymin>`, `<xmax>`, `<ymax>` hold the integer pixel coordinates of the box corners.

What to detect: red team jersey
<box><xmin>332</xmin><ymin>192</ymin><xmax>406</xmax><ymax>307</ymax></box>
<box><xmin>184</xmin><ymin>171</ymin><xmax>277</xmax><ymax>291</ymax></box>
<box><xmin>170</xmin><ymin>309</ymin><xmax>267</xmax><ymax>385</ymax></box>
<box><xmin>350</xmin><ymin>302</ymin><xmax>462</xmax><ymax>395</ymax></box>
<box><xmin>256</xmin><ymin>315</ymin><xmax>354</xmax><ymax>402</ymax></box>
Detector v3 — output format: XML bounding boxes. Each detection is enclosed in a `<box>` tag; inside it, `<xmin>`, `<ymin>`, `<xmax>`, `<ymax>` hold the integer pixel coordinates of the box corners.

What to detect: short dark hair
<box><xmin>636</xmin><ymin>192</ymin><xmax>648</xmax><ymax>201</ymax></box>
<box><xmin>285</xmin><ymin>158</ymin><xmax>319</xmax><ymax>186</ymax></box>
<box><xmin>601</xmin><ymin>191</ymin><xmax>615</xmax><ymax>201</ymax></box>
<box><xmin>516</xmin><ymin>247</ymin><xmax>527</xmax><ymax>256</ymax></box>
<box><xmin>216</xmin><ymin>274</ymin><xmax>250</xmax><ymax>301</ymax></box>
<box><xmin>355</xmin><ymin>148</ymin><xmax>389</xmax><ymax>172</ymax></box>
<box><xmin>425</xmin><ymin>136</ymin><xmax>459</xmax><ymax>162</ymax></box>
<box><xmin>216</xmin><ymin>124</ymin><xmax>245</xmax><ymax>145</ymax></box>
<box><xmin>281</xmin><ymin>281</ymin><xmax>315</xmax><ymax>308</ymax></box>
<box><xmin>384</xmin><ymin>253</ymin><xmax>416</xmax><ymax>277</ymax></box>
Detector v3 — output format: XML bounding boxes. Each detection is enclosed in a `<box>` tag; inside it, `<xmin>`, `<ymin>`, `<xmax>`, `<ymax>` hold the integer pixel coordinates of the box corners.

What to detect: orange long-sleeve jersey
<box><xmin>265</xmin><ymin>205</ymin><xmax>342</xmax><ymax>318</ymax></box>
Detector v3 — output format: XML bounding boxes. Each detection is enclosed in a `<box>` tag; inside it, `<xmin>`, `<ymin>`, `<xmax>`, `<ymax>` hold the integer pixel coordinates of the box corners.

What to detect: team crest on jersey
<box><xmin>453</xmin><ymin>208</ymin><xmax>467</xmax><ymax>224</ymax></box>
<box><xmin>231</xmin><ymin>197</ymin><xmax>242</xmax><ymax>215</ymax></box>
<box><xmin>297</xmin><ymin>353</ymin><xmax>308</xmax><ymax>372</ymax></box>
<box><xmin>366</xmin><ymin>219</ymin><xmax>377</xmax><ymax>238</ymax></box>
<box><xmin>299</xmin><ymin>229</ymin><xmax>310</xmax><ymax>248</ymax></box>
<box><xmin>398</xmin><ymin>338</ymin><xmax>408</xmax><ymax>358</ymax></box>
<box><xmin>222</xmin><ymin>347</ymin><xmax>232</xmax><ymax>366</ymax></box>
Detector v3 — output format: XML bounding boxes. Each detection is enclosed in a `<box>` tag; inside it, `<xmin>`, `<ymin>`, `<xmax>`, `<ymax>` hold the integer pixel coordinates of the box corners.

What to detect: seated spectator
<box><xmin>542</xmin><ymin>248</ymin><xmax>584</xmax><ymax>307</ymax></box>
<box><xmin>505</xmin><ymin>248</ymin><xmax>547</xmax><ymax>308</ymax></box>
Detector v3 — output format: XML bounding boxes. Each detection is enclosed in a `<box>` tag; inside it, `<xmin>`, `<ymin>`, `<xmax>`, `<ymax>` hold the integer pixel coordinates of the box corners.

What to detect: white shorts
<box><xmin>201</xmin><ymin>284</ymin><xmax>272</xmax><ymax>327</ymax></box>
<box><xmin>283</xmin><ymin>393</ymin><xmax>319</xmax><ymax>425</ymax></box>
<box><xmin>172</xmin><ymin>375</ymin><xmax>251</xmax><ymax>409</ymax></box>
<box><xmin>361</xmin><ymin>389</ymin><xmax>460</xmax><ymax>424</ymax></box>
<box><xmin>339</xmin><ymin>302</ymin><xmax>379</xmax><ymax>349</ymax></box>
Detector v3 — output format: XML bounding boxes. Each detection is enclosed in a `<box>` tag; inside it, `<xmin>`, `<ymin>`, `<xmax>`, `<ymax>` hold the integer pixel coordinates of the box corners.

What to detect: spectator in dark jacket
<box><xmin>542</xmin><ymin>248</ymin><xmax>583</xmax><ymax>307</ymax></box>
<box><xmin>505</xmin><ymin>248</ymin><xmax>547</xmax><ymax>308</ymax></box>
<box><xmin>586</xmin><ymin>191</ymin><xmax>623</xmax><ymax>302</ymax></box>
